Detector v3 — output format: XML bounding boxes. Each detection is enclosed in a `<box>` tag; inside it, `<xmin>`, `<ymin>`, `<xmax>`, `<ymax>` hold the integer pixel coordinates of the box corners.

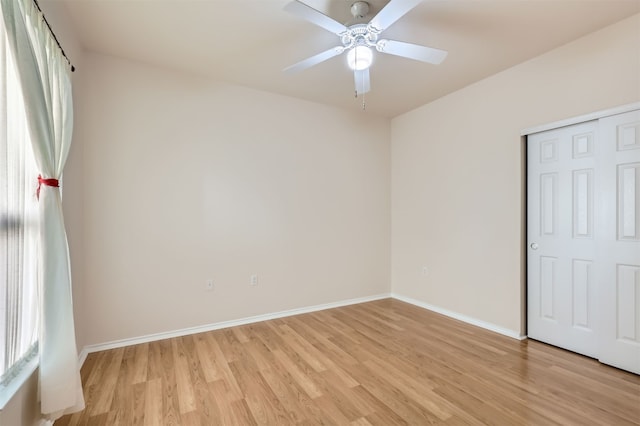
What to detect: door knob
<box><xmin>530</xmin><ymin>242</ymin><xmax>539</xmax><ymax>250</ymax></box>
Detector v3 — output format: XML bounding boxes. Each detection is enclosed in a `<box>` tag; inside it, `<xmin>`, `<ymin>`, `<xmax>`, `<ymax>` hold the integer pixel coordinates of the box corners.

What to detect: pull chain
<box><xmin>353</xmin><ymin>45</ymin><xmax>366</xmax><ymax>111</ymax></box>
<box><xmin>354</xmin><ymin>86</ymin><xmax>366</xmax><ymax>110</ymax></box>
<box><xmin>358</xmin><ymin>46</ymin><xmax>365</xmax><ymax>110</ymax></box>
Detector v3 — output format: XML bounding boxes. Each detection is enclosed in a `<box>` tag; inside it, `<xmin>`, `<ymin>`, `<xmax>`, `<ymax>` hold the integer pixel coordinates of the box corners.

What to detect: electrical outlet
<box><xmin>422</xmin><ymin>266</ymin><xmax>428</xmax><ymax>276</ymax></box>
<box><xmin>250</xmin><ymin>274</ymin><xmax>258</xmax><ymax>286</ymax></box>
<box><xmin>206</xmin><ymin>280</ymin><xmax>214</xmax><ymax>291</ymax></box>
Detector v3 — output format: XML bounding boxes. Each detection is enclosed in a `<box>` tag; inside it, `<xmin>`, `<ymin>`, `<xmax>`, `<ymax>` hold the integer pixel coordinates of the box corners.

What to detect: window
<box><xmin>0</xmin><ymin>18</ymin><xmax>40</xmax><ymax>405</ymax></box>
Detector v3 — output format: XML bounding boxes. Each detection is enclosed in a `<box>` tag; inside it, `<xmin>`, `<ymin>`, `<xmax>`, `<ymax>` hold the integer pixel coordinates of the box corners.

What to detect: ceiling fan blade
<box><xmin>284</xmin><ymin>1</ymin><xmax>347</xmax><ymax>35</ymax></box>
<box><xmin>376</xmin><ymin>39</ymin><xmax>448</xmax><ymax>64</ymax></box>
<box><xmin>369</xmin><ymin>0</ymin><xmax>423</xmax><ymax>32</ymax></box>
<box><xmin>354</xmin><ymin>68</ymin><xmax>371</xmax><ymax>95</ymax></box>
<box><xmin>283</xmin><ymin>46</ymin><xmax>345</xmax><ymax>73</ymax></box>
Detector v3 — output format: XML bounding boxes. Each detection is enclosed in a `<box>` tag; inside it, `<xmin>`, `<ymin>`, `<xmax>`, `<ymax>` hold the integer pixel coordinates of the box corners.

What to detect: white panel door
<box><xmin>597</xmin><ymin>110</ymin><xmax>640</xmax><ymax>374</ymax></box>
<box><xmin>528</xmin><ymin>121</ymin><xmax>598</xmax><ymax>357</ymax></box>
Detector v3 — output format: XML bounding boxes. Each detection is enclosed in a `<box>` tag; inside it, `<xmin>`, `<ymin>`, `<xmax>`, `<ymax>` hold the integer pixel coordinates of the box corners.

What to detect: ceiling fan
<box><xmin>283</xmin><ymin>0</ymin><xmax>448</xmax><ymax>96</ymax></box>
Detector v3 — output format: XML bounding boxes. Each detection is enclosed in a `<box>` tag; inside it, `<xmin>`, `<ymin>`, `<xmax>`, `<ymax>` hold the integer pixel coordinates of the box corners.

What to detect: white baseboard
<box><xmin>78</xmin><ymin>292</ymin><xmax>526</xmax><ymax>368</ymax></box>
<box><xmin>391</xmin><ymin>293</ymin><xmax>526</xmax><ymax>340</ymax></box>
<box><xmin>78</xmin><ymin>293</ymin><xmax>391</xmax><ymax>366</ymax></box>
<box><xmin>78</xmin><ymin>347</ymin><xmax>89</xmax><ymax>369</ymax></box>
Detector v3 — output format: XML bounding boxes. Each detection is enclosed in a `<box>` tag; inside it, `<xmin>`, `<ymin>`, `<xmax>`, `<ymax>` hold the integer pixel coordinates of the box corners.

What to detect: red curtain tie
<box><xmin>37</xmin><ymin>174</ymin><xmax>59</xmax><ymax>200</ymax></box>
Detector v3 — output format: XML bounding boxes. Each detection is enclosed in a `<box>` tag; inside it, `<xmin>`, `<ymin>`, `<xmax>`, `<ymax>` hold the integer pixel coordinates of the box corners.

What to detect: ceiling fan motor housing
<box><xmin>341</xmin><ymin>24</ymin><xmax>379</xmax><ymax>50</ymax></box>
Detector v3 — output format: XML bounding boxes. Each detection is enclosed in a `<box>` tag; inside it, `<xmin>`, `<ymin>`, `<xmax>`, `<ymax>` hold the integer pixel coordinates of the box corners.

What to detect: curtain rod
<box><xmin>32</xmin><ymin>0</ymin><xmax>75</xmax><ymax>72</ymax></box>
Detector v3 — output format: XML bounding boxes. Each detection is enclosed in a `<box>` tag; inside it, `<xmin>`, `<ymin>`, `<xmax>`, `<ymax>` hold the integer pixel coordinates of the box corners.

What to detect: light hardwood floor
<box><xmin>56</xmin><ymin>299</ymin><xmax>640</xmax><ymax>425</ymax></box>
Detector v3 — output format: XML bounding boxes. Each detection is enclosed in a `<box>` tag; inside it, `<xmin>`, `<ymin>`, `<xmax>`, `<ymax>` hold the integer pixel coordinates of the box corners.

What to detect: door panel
<box><xmin>618</xmin><ymin>163</ymin><xmax>639</xmax><ymax>241</ymax></box>
<box><xmin>572</xmin><ymin>169</ymin><xmax>593</xmax><ymax>238</ymax></box>
<box><xmin>571</xmin><ymin>259</ymin><xmax>593</xmax><ymax>330</ymax></box>
<box><xmin>528</xmin><ymin>121</ymin><xmax>598</xmax><ymax>358</ymax></box>
<box><xmin>597</xmin><ymin>110</ymin><xmax>640</xmax><ymax>374</ymax></box>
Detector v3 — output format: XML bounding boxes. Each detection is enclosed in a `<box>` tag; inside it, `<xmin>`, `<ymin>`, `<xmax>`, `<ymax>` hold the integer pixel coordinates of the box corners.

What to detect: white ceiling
<box><xmin>47</xmin><ymin>0</ymin><xmax>640</xmax><ymax>117</ymax></box>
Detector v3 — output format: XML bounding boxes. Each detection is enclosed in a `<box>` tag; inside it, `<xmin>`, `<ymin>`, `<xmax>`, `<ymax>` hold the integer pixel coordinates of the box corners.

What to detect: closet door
<box><xmin>527</xmin><ymin>121</ymin><xmax>598</xmax><ymax>358</ymax></box>
<box><xmin>597</xmin><ymin>110</ymin><xmax>640</xmax><ymax>374</ymax></box>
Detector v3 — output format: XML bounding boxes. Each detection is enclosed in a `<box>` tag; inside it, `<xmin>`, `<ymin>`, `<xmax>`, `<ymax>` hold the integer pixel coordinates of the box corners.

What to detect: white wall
<box><xmin>0</xmin><ymin>370</ymin><xmax>41</xmax><ymax>426</ymax></box>
<box><xmin>391</xmin><ymin>14</ymin><xmax>640</xmax><ymax>335</ymax></box>
<box><xmin>73</xmin><ymin>53</ymin><xmax>391</xmax><ymax>347</ymax></box>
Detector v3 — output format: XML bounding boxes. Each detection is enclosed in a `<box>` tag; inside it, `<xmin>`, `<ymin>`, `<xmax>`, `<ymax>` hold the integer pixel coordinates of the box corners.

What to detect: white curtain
<box><xmin>0</xmin><ymin>0</ymin><xmax>83</xmax><ymax>419</ymax></box>
<box><xmin>0</xmin><ymin>18</ymin><xmax>39</xmax><ymax>386</ymax></box>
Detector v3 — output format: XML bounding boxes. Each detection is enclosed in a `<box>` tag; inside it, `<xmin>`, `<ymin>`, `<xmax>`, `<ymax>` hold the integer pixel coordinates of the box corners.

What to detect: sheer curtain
<box><xmin>0</xmin><ymin>23</ymin><xmax>39</xmax><ymax>396</ymax></box>
<box><xmin>1</xmin><ymin>0</ymin><xmax>83</xmax><ymax>419</ymax></box>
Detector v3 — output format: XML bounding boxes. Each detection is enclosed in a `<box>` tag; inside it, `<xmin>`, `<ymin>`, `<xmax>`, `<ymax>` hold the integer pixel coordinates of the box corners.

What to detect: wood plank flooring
<box><xmin>55</xmin><ymin>299</ymin><xmax>640</xmax><ymax>425</ymax></box>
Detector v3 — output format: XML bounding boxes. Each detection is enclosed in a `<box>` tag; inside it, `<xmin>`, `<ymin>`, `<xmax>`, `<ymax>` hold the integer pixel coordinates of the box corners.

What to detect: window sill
<box><xmin>0</xmin><ymin>355</ymin><xmax>38</xmax><ymax>410</ymax></box>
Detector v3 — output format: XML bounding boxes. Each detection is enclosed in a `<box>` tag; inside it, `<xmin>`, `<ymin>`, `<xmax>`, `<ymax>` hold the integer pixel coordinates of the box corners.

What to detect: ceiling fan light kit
<box><xmin>284</xmin><ymin>0</ymin><xmax>448</xmax><ymax>99</ymax></box>
<box><xmin>347</xmin><ymin>45</ymin><xmax>373</xmax><ymax>70</ymax></box>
